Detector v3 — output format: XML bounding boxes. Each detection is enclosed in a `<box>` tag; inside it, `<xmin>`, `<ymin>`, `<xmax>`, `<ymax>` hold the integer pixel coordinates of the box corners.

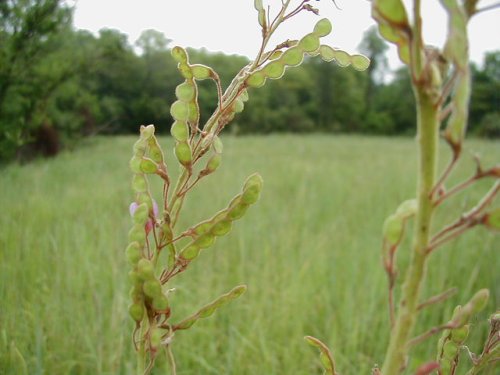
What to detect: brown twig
<box><xmin>407</xmin><ymin>322</ymin><xmax>458</xmax><ymax>348</ymax></box>
<box><xmin>418</xmin><ymin>288</ymin><xmax>458</xmax><ymax>311</ymax></box>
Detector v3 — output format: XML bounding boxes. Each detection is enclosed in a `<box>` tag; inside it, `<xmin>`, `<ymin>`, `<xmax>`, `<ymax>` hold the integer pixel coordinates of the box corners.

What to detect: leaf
<box><xmin>304</xmin><ymin>336</ymin><xmax>336</xmax><ymax>375</ymax></box>
<box><xmin>173</xmin><ymin>285</ymin><xmax>247</xmax><ymax>330</ymax></box>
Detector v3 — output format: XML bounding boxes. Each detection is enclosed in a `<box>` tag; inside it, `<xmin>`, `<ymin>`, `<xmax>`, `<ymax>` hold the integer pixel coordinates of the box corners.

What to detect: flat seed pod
<box><xmin>180</xmin><ymin>245</ymin><xmax>201</xmax><ymax>260</ymax></box>
<box><xmin>140</xmin><ymin>158</ymin><xmax>158</xmax><ymax>174</ymax></box>
<box><xmin>213</xmin><ymin>136</ymin><xmax>223</xmax><ymax>153</ymax></box>
<box><xmin>299</xmin><ymin>34</ymin><xmax>320</xmax><ymax>53</ymax></box>
<box><xmin>174</xmin><ymin>142</ymin><xmax>192</xmax><ymax>166</ymax></box>
<box><xmin>128</xmin><ymin>224</ymin><xmax>146</xmax><ymax>245</ymax></box>
<box><xmin>129</xmin><ymin>156</ymin><xmax>142</xmax><ymax>173</ymax></box>
<box><xmin>211</xmin><ymin>220</ymin><xmax>232</xmax><ymax>236</ymax></box>
<box><xmin>269</xmin><ymin>50</ymin><xmax>283</xmax><ymax>60</ymax></box>
<box><xmin>171</xmin><ymin>46</ymin><xmax>188</xmax><ymax>63</ymax></box>
<box><xmin>262</xmin><ymin>61</ymin><xmax>286</xmax><ymax>79</ymax></box>
<box><xmin>147</xmin><ymin>138</ymin><xmax>164</xmax><ymax>164</ymax></box>
<box><xmin>313</xmin><ymin>18</ymin><xmax>332</xmax><ymax>37</ymax></box>
<box><xmin>332</xmin><ymin>50</ymin><xmax>351</xmax><ymax>67</ymax></box>
<box><xmin>233</xmin><ymin>98</ymin><xmax>244</xmax><ymax>113</ymax></box>
<box><xmin>281</xmin><ymin>47</ymin><xmax>304</xmax><ymax>67</ymax></box>
<box><xmin>227</xmin><ymin>203</ymin><xmax>249</xmax><ymax>221</ymax></box>
<box><xmin>451</xmin><ymin>325</ymin><xmax>469</xmax><ymax>343</ymax></box>
<box><xmin>171</xmin><ymin>120</ymin><xmax>189</xmax><ymax>142</ymax></box>
<box><xmin>206</xmin><ymin>154</ymin><xmax>222</xmax><ymax>173</ymax></box>
<box><xmin>194</xmin><ymin>221</ymin><xmax>212</xmax><ymax>236</ymax></box>
<box><xmin>442</xmin><ymin>341</ymin><xmax>458</xmax><ymax>360</ymax></box>
<box><xmin>351</xmin><ymin>54</ymin><xmax>370</xmax><ymax>71</ymax></box>
<box><xmin>246</xmin><ymin>71</ymin><xmax>266</xmax><ymax>88</ymax></box>
<box><xmin>133</xmin><ymin>203</ymin><xmax>149</xmax><ymax>225</ymax></box>
<box><xmin>191</xmin><ymin>64</ymin><xmax>212</xmax><ymax>80</ymax></box>
<box><xmin>126</xmin><ymin>242</ymin><xmax>142</xmax><ymax>265</ymax></box>
<box><xmin>128</xmin><ymin>303</ymin><xmax>144</xmax><ymax>322</ymax></box>
<box><xmin>132</xmin><ymin>174</ymin><xmax>148</xmax><ymax>193</ymax></box>
<box><xmin>133</xmin><ymin>139</ymin><xmax>146</xmax><ymax>157</ymax></box>
<box><xmin>140</xmin><ymin>124</ymin><xmax>155</xmax><ymax>140</ymax></box>
<box><xmin>382</xmin><ymin>215</ymin><xmax>403</xmax><ymax>245</ymax></box>
<box><xmin>240</xmin><ymin>90</ymin><xmax>249</xmax><ymax>102</ymax></box>
<box><xmin>187</xmin><ymin>102</ymin><xmax>199</xmax><ymax>124</ymax></box>
<box><xmin>175</xmin><ymin>82</ymin><xmax>196</xmax><ymax>102</ymax></box>
<box><xmin>194</xmin><ymin>234</ymin><xmax>216</xmax><ymax>249</ymax></box>
<box><xmin>178</xmin><ymin>63</ymin><xmax>193</xmax><ymax>79</ymax></box>
<box><xmin>319</xmin><ymin>45</ymin><xmax>335</xmax><ymax>62</ymax></box>
<box><xmin>170</xmin><ymin>100</ymin><xmax>189</xmax><ymax>121</ymax></box>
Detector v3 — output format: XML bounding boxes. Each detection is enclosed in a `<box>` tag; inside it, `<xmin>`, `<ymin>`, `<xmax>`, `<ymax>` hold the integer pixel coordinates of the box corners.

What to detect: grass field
<box><xmin>0</xmin><ymin>135</ymin><xmax>498</xmax><ymax>375</ymax></box>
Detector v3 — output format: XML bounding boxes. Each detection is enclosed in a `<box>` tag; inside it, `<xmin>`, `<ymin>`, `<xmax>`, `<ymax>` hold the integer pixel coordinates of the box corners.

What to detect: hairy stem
<box><xmin>381</xmin><ymin>91</ymin><xmax>439</xmax><ymax>374</ymax></box>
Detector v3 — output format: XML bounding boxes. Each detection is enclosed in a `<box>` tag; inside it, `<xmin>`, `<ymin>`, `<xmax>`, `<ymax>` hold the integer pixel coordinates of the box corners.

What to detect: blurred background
<box><xmin>0</xmin><ymin>0</ymin><xmax>498</xmax><ymax>163</ymax></box>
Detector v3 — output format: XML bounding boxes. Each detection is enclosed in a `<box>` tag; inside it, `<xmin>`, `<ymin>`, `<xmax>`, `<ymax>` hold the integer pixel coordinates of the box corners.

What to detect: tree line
<box><xmin>1</xmin><ymin>0</ymin><xmax>498</xmax><ymax>161</ymax></box>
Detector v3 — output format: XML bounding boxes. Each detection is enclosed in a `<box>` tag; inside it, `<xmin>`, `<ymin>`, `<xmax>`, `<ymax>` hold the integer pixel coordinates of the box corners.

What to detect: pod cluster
<box><xmin>436</xmin><ymin>289</ymin><xmax>489</xmax><ymax>374</ymax></box>
<box><xmin>127</xmin><ymin>125</ymin><xmax>170</xmax><ymax>323</ymax></box>
<box><xmin>178</xmin><ymin>173</ymin><xmax>264</xmax><ymax>263</ymax></box>
<box><xmin>245</xmin><ymin>18</ymin><xmax>369</xmax><ymax>89</ymax></box>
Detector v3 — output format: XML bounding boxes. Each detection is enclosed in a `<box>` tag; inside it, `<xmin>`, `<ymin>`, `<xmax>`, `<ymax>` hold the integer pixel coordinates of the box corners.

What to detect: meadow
<box><xmin>0</xmin><ymin>135</ymin><xmax>498</xmax><ymax>374</ymax></box>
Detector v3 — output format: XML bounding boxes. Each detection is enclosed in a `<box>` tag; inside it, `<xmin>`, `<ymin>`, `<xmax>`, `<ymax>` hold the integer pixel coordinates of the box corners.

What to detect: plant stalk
<box><xmin>381</xmin><ymin>90</ymin><xmax>439</xmax><ymax>374</ymax></box>
<box><xmin>137</xmin><ymin>322</ymin><xmax>146</xmax><ymax>375</ymax></box>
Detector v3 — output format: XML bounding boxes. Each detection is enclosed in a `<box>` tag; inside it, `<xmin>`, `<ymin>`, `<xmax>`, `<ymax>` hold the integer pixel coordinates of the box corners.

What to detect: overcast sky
<box><xmin>72</xmin><ymin>0</ymin><xmax>500</xmax><ymax>70</ymax></box>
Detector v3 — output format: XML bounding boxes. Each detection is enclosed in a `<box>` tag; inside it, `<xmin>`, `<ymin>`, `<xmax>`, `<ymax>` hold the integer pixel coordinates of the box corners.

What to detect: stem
<box><xmin>381</xmin><ymin>91</ymin><xmax>439</xmax><ymax>374</ymax></box>
<box><xmin>136</xmin><ymin>323</ymin><xmax>147</xmax><ymax>375</ymax></box>
<box><xmin>166</xmin><ymin>344</ymin><xmax>177</xmax><ymax>375</ymax></box>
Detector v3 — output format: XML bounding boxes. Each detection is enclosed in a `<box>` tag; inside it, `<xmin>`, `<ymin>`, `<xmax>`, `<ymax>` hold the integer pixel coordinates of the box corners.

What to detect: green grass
<box><xmin>0</xmin><ymin>135</ymin><xmax>498</xmax><ymax>374</ymax></box>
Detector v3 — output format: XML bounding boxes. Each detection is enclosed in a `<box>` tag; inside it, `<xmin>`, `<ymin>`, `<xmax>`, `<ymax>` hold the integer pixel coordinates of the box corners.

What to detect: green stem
<box><xmin>136</xmin><ymin>322</ymin><xmax>147</xmax><ymax>375</ymax></box>
<box><xmin>381</xmin><ymin>91</ymin><xmax>439</xmax><ymax>375</ymax></box>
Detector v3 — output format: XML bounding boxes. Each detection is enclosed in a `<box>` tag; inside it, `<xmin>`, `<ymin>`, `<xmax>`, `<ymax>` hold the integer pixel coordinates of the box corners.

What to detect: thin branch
<box><xmin>418</xmin><ymin>288</ymin><xmax>458</xmax><ymax>311</ymax></box>
<box><xmin>407</xmin><ymin>322</ymin><xmax>457</xmax><ymax>348</ymax></box>
<box><xmin>430</xmin><ymin>153</ymin><xmax>459</xmax><ymax>200</ymax></box>
<box><xmin>474</xmin><ymin>2</ymin><xmax>500</xmax><ymax>15</ymax></box>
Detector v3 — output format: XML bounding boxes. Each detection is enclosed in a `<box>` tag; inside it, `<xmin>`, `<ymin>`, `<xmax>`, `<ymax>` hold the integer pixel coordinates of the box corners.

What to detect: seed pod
<box><xmin>140</xmin><ymin>124</ymin><xmax>155</xmax><ymax>140</ymax></box>
<box><xmin>129</xmin><ymin>284</ymin><xmax>144</xmax><ymax>301</ymax></box>
<box><xmin>171</xmin><ymin>46</ymin><xmax>188</xmax><ymax>63</ymax></box>
<box><xmin>178</xmin><ymin>63</ymin><xmax>193</xmax><ymax>79</ymax></box>
<box><xmin>351</xmin><ymin>54</ymin><xmax>370</xmax><ymax>71</ymax></box>
<box><xmin>246</xmin><ymin>71</ymin><xmax>266</xmax><ymax>88</ymax></box>
<box><xmin>319</xmin><ymin>45</ymin><xmax>335</xmax><ymax>62</ymax></box>
<box><xmin>132</xmin><ymin>174</ymin><xmax>148</xmax><ymax>193</ymax></box>
<box><xmin>332</xmin><ymin>50</ymin><xmax>351</xmax><ymax>67</ymax></box>
<box><xmin>137</xmin><ymin>192</ymin><xmax>153</xmax><ymax>211</ymax></box>
<box><xmin>129</xmin><ymin>302</ymin><xmax>144</xmax><ymax>322</ymax></box>
<box><xmin>180</xmin><ymin>245</ymin><xmax>201</xmax><ymax>260</ymax></box>
<box><xmin>137</xmin><ymin>258</ymin><xmax>155</xmax><ymax>280</ymax></box>
<box><xmin>187</xmin><ymin>101</ymin><xmax>199</xmax><ymax>123</ymax></box>
<box><xmin>153</xmin><ymin>294</ymin><xmax>170</xmax><ymax>311</ymax></box>
<box><xmin>262</xmin><ymin>61</ymin><xmax>286</xmax><ymax>79</ymax></box>
<box><xmin>174</xmin><ymin>141</ymin><xmax>192</xmax><ymax>166</ymax></box>
<box><xmin>170</xmin><ymin>100</ymin><xmax>190</xmax><ymax>121</ymax></box>
<box><xmin>298</xmin><ymin>34</ymin><xmax>320</xmax><ymax>53</ymax></box>
<box><xmin>133</xmin><ymin>139</ymin><xmax>147</xmax><ymax>157</ymax></box>
<box><xmin>150</xmin><ymin>327</ymin><xmax>162</xmax><ymax>348</ymax></box>
<box><xmin>126</xmin><ymin>242</ymin><xmax>142</xmax><ymax>265</ymax></box>
<box><xmin>139</xmin><ymin>158</ymin><xmax>158</xmax><ymax>174</ymax></box>
<box><xmin>128</xmin><ymin>224</ymin><xmax>146</xmax><ymax>245</ymax></box>
<box><xmin>143</xmin><ymin>279</ymin><xmax>162</xmax><ymax>299</ymax></box>
<box><xmin>451</xmin><ymin>325</ymin><xmax>469</xmax><ymax>343</ymax></box>
<box><xmin>205</xmin><ymin>153</ymin><xmax>222</xmax><ymax>173</ymax></box>
<box><xmin>442</xmin><ymin>341</ymin><xmax>458</xmax><ymax>360</ymax></box>
<box><xmin>129</xmin><ymin>270</ymin><xmax>141</xmax><ymax>284</ymax></box>
<box><xmin>269</xmin><ymin>50</ymin><xmax>283</xmax><ymax>60</ymax></box>
<box><xmin>213</xmin><ymin>136</ymin><xmax>223</xmax><ymax>153</ymax></box>
<box><xmin>242</xmin><ymin>173</ymin><xmax>263</xmax><ymax>204</ymax></box>
<box><xmin>232</xmin><ymin>98</ymin><xmax>245</xmax><ymax>113</ymax></box>
<box><xmin>147</xmin><ymin>137</ymin><xmax>164</xmax><ymax>164</ymax></box>
<box><xmin>171</xmin><ymin>120</ymin><xmax>189</xmax><ymax>142</ymax></box>
<box><xmin>191</xmin><ymin>64</ymin><xmax>213</xmax><ymax>80</ymax></box>
<box><xmin>227</xmin><ymin>202</ymin><xmax>249</xmax><ymax>221</ymax></box>
<box><xmin>194</xmin><ymin>233</ymin><xmax>216</xmax><ymax>249</ymax></box>
<box><xmin>313</xmin><ymin>18</ymin><xmax>332</xmax><ymax>37</ymax></box>
<box><xmin>129</xmin><ymin>156</ymin><xmax>142</xmax><ymax>173</ymax></box>
<box><xmin>193</xmin><ymin>221</ymin><xmax>212</xmax><ymax>236</ymax></box>
<box><xmin>211</xmin><ymin>220</ymin><xmax>232</xmax><ymax>236</ymax></box>
<box><xmin>439</xmin><ymin>358</ymin><xmax>452</xmax><ymax>375</ymax></box>
<box><xmin>281</xmin><ymin>47</ymin><xmax>304</xmax><ymax>66</ymax></box>
<box><xmin>383</xmin><ymin>215</ymin><xmax>404</xmax><ymax>245</ymax></box>
<box><xmin>176</xmin><ymin>81</ymin><xmax>196</xmax><ymax>102</ymax></box>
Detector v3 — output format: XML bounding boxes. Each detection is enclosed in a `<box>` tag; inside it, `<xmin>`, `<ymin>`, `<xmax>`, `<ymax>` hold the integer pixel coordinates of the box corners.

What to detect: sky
<box><xmin>72</xmin><ymin>0</ymin><xmax>500</xmax><ymax>71</ymax></box>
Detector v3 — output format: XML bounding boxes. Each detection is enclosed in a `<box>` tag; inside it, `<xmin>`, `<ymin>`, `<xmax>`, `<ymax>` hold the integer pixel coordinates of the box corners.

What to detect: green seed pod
<box><xmin>176</xmin><ymin>81</ymin><xmax>196</xmax><ymax>102</ymax></box>
<box><xmin>129</xmin><ymin>302</ymin><xmax>144</xmax><ymax>322</ymax></box>
<box><xmin>262</xmin><ymin>61</ymin><xmax>286</xmax><ymax>79</ymax></box>
<box><xmin>129</xmin><ymin>284</ymin><xmax>144</xmax><ymax>301</ymax></box>
<box><xmin>451</xmin><ymin>325</ymin><xmax>469</xmax><ymax>343</ymax></box>
<box><xmin>191</xmin><ymin>64</ymin><xmax>213</xmax><ymax>80</ymax></box>
<box><xmin>442</xmin><ymin>341</ymin><xmax>458</xmax><ymax>360</ymax></box>
<box><xmin>351</xmin><ymin>54</ymin><xmax>370</xmax><ymax>71</ymax></box>
<box><xmin>194</xmin><ymin>233</ymin><xmax>216</xmax><ymax>249</ymax></box>
<box><xmin>313</xmin><ymin>18</ymin><xmax>332</xmax><ymax>37</ymax></box>
<box><xmin>171</xmin><ymin>120</ymin><xmax>189</xmax><ymax>142</ymax></box>
<box><xmin>242</xmin><ymin>174</ymin><xmax>263</xmax><ymax>204</ymax></box>
<box><xmin>137</xmin><ymin>258</ymin><xmax>155</xmax><ymax>280</ymax></box>
<box><xmin>232</xmin><ymin>98</ymin><xmax>245</xmax><ymax>113</ymax></box>
<box><xmin>171</xmin><ymin>46</ymin><xmax>188</xmax><ymax>63</ymax></box>
<box><xmin>246</xmin><ymin>71</ymin><xmax>266</xmax><ymax>88</ymax></box>
<box><xmin>140</xmin><ymin>158</ymin><xmax>158</xmax><ymax>174</ymax></box>
<box><xmin>174</xmin><ymin>142</ymin><xmax>192</xmax><ymax>166</ymax></box>
<box><xmin>128</xmin><ymin>270</ymin><xmax>141</xmax><ymax>284</ymax></box>
<box><xmin>128</xmin><ymin>224</ymin><xmax>146</xmax><ymax>245</ymax></box>
<box><xmin>213</xmin><ymin>136</ymin><xmax>223</xmax><ymax>153</ymax></box>
<box><xmin>139</xmin><ymin>124</ymin><xmax>155</xmax><ymax>140</ymax></box>
<box><xmin>170</xmin><ymin>100</ymin><xmax>190</xmax><ymax>121</ymax></box>
<box><xmin>319</xmin><ymin>45</ymin><xmax>335</xmax><ymax>62</ymax></box>
<box><xmin>193</xmin><ymin>221</ymin><xmax>212</xmax><ymax>236</ymax></box>
<box><xmin>211</xmin><ymin>220</ymin><xmax>232</xmax><ymax>236</ymax></box>
<box><xmin>129</xmin><ymin>156</ymin><xmax>142</xmax><ymax>173</ymax></box>
<box><xmin>187</xmin><ymin>102</ymin><xmax>199</xmax><ymax>123</ymax></box>
<box><xmin>180</xmin><ymin>245</ymin><xmax>201</xmax><ymax>260</ymax></box>
<box><xmin>281</xmin><ymin>47</ymin><xmax>304</xmax><ymax>66</ymax></box>
<box><xmin>243</xmin><ymin>173</ymin><xmax>264</xmax><ymax>191</ymax></box>
<box><xmin>227</xmin><ymin>203</ymin><xmax>249</xmax><ymax>221</ymax></box>
<box><xmin>205</xmin><ymin>153</ymin><xmax>222</xmax><ymax>173</ymax></box>
<box><xmin>332</xmin><ymin>50</ymin><xmax>351</xmax><ymax>67</ymax></box>
<box><xmin>269</xmin><ymin>50</ymin><xmax>283</xmax><ymax>60</ymax></box>
<box><xmin>133</xmin><ymin>139</ymin><xmax>147</xmax><ymax>157</ymax></box>
<box><xmin>470</xmin><ymin>289</ymin><xmax>489</xmax><ymax>314</ymax></box>
<box><xmin>147</xmin><ymin>137</ymin><xmax>164</xmax><ymax>164</ymax></box>
<box><xmin>150</xmin><ymin>327</ymin><xmax>162</xmax><ymax>348</ymax></box>
<box><xmin>383</xmin><ymin>215</ymin><xmax>403</xmax><ymax>245</ymax></box>
<box><xmin>178</xmin><ymin>63</ymin><xmax>193</xmax><ymax>79</ymax></box>
<box><xmin>439</xmin><ymin>358</ymin><xmax>452</xmax><ymax>375</ymax></box>
<box><xmin>153</xmin><ymin>294</ymin><xmax>169</xmax><ymax>311</ymax></box>
<box><xmin>126</xmin><ymin>242</ymin><xmax>142</xmax><ymax>265</ymax></box>
<box><xmin>298</xmin><ymin>34</ymin><xmax>320</xmax><ymax>53</ymax></box>
<box><xmin>132</xmin><ymin>174</ymin><xmax>148</xmax><ymax>193</ymax></box>
<box><xmin>143</xmin><ymin>279</ymin><xmax>162</xmax><ymax>299</ymax></box>
<box><xmin>137</xmin><ymin>192</ymin><xmax>153</xmax><ymax>211</ymax></box>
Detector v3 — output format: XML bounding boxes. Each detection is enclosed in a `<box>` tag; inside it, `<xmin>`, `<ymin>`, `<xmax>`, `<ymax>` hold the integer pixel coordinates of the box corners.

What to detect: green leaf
<box><xmin>174</xmin><ymin>285</ymin><xmax>247</xmax><ymax>331</ymax></box>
